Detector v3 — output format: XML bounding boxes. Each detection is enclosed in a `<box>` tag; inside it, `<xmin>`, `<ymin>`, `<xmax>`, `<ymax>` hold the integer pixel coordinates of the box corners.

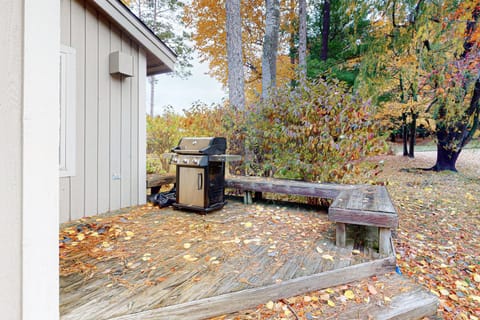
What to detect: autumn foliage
<box><xmin>242</xmin><ymin>79</ymin><xmax>388</xmax><ymax>182</ymax></box>
<box><xmin>147</xmin><ymin>79</ymin><xmax>388</xmax><ymax>183</ymax></box>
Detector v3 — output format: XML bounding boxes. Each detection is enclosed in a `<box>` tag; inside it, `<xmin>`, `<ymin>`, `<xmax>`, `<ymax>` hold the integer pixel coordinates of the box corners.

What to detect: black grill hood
<box><xmin>172</xmin><ymin>137</ymin><xmax>227</xmax><ymax>155</ymax></box>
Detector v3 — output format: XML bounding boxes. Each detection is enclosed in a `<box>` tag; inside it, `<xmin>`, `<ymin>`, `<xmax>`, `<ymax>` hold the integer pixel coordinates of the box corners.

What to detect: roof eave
<box><xmin>89</xmin><ymin>0</ymin><xmax>176</xmax><ymax>75</ymax></box>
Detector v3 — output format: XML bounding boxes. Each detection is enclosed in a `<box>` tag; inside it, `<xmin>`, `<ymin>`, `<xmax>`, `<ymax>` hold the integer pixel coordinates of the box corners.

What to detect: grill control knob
<box><xmin>193</xmin><ymin>159</ymin><xmax>198</xmax><ymax>165</ymax></box>
<box><xmin>183</xmin><ymin>158</ymin><xmax>188</xmax><ymax>164</ymax></box>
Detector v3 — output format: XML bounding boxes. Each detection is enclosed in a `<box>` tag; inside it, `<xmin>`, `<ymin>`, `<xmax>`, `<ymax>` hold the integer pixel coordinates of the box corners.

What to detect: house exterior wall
<box><xmin>1</xmin><ymin>0</ymin><xmax>60</xmax><ymax>318</ymax></box>
<box><xmin>0</xmin><ymin>1</ymin><xmax>23</xmax><ymax>317</ymax></box>
<box><xmin>60</xmin><ymin>0</ymin><xmax>147</xmax><ymax>222</ymax></box>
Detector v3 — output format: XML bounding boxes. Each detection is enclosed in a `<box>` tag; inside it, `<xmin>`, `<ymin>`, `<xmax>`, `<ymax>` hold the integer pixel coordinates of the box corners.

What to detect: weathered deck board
<box><xmin>60</xmin><ymin>201</ymin><xmax>393</xmax><ymax>320</ymax></box>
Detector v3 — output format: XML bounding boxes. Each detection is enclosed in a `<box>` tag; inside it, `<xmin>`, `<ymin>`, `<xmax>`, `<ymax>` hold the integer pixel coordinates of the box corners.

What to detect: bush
<box><xmin>241</xmin><ymin>79</ymin><xmax>388</xmax><ymax>183</ymax></box>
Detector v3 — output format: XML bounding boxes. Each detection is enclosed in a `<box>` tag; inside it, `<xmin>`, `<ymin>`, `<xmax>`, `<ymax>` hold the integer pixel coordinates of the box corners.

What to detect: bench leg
<box><xmin>336</xmin><ymin>223</ymin><xmax>346</xmax><ymax>247</ymax></box>
<box><xmin>379</xmin><ymin>228</ymin><xmax>392</xmax><ymax>255</ymax></box>
<box><xmin>254</xmin><ymin>192</ymin><xmax>262</xmax><ymax>202</ymax></box>
<box><xmin>244</xmin><ymin>191</ymin><xmax>253</xmax><ymax>205</ymax></box>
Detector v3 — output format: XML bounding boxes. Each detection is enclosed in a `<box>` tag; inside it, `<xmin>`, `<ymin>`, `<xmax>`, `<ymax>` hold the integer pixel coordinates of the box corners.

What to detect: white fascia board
<box><xmin>90</xmin><ymin>0</ymin><xmax>176</xmax><ymax>74</ymax></box>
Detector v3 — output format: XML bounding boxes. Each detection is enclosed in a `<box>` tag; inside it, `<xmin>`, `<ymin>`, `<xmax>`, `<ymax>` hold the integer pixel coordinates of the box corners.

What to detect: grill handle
<box><xmin>197</xmin><ymin>173</ymin><xmax>203</xmax><ymax>190</ymax></box>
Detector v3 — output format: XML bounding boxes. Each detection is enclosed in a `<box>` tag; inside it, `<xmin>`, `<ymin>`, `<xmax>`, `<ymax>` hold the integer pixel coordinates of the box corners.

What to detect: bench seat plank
<box><xmin>343</xmin><ymin>186</ymin><xmax>396</xmax><ymax>213</ymax></box>
<box><xmin>329</xmin><ymin>186</ymin><xmax>398</xmax><ymax>228</ymax></box>
<box><xmin>147</xmin><ymin>174</ymin><xmax>176</xmax><ymax>189</ymax></box>
<box><xmin>225</xmin><ymin>176</ymin><xmax>356</xmax><ymax>200</ymax></box>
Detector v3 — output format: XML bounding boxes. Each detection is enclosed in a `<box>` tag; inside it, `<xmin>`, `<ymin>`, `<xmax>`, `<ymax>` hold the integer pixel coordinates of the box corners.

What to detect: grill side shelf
<box><xmin>209</xmin><ymin>155</ymin><xmax>242</xmax><ymax>162</ymax></box>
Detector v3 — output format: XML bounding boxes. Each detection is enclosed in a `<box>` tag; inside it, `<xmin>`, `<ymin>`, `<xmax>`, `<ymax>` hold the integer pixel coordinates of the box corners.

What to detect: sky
<box><xmin>147</xmin><ymin>54</ymin><xmax>227</xmax><ymax>115</ymax></box>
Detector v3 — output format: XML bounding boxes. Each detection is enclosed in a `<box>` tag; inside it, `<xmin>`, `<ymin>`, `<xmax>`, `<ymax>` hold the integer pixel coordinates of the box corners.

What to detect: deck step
<box><xmin>334</xmin><ymin>276</ymin><xmax>438</xmax><ymax>319</ymax></box>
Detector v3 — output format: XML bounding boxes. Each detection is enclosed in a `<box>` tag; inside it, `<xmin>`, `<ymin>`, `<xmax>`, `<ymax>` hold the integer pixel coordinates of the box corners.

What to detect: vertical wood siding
<box><xmin>60</xmin><ymin>0</ymin><xmax>147</xmax><ymax>222</ymax></box>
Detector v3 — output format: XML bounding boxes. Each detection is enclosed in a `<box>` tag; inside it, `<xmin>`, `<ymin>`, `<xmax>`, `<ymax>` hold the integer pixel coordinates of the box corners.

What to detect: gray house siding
<box><xmin>60</xmin><ymin>0</ymin><xmax>147</xmax><ymax>222</ymax></box>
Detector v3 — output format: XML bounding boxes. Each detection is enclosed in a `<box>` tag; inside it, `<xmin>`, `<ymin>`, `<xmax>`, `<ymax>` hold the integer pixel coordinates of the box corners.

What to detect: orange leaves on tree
<box><xmin>183</xmin><ymin>0</ymin><xmax>295</xmax><ymax>101</ymax></box>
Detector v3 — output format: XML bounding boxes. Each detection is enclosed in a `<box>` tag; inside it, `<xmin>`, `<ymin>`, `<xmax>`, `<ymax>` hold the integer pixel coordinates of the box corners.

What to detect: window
<box><xmin>59</xmin><ymin>45</ymin><xmax>76</xmax><ymax>177</ymax></box>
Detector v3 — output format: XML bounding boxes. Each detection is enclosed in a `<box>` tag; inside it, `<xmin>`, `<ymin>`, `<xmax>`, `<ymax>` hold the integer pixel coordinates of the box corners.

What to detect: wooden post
<box><xmin>336</xmin><ymin>223</ymin><xmax>346</xmax><ymax>247</ymax></box>
<box><xmin>244</xmin><ymin>191</ymin><xmax>253</xmax><ymax>204</ymax></box>
<box><xmin>379</xmin><ymin>228</ymin><xmax>392</xmax><ymax>255</ymax></box>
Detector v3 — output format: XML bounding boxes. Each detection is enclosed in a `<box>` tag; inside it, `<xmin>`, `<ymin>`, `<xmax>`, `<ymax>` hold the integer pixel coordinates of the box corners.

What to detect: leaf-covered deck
<box><xmin>60</xmin><ymin>199</ymin><xmax>393</xmax><ymax>320</ymax></box>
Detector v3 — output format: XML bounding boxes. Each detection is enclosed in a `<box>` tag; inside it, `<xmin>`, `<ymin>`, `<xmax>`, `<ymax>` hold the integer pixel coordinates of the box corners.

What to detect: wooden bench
<box><xmin>225</xmin><ymin>176</ymin><xmax>398</xmax><ymax>255</ymax></box>
<box><xmin>224</xmin><ymin>176</ymin><xmax>356</xmax><ymax>203</ymax></box>
<box><xmin>147</xmin><ymin>173</ymin><xmax>176</xmax><ymax>195</ymax></box>
<box><xmin>329</xmin><ymin>185</ymin><xmax>398</xmax><ymax>255</ymax></box>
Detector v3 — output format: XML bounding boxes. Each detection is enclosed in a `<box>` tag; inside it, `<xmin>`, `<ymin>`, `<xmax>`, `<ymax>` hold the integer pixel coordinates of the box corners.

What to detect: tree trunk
<box><xmin>262</xmin><ymin>0</ymin><xmax>280</xmax><ymax>100</ymax></box>
<box><xmin>320</xmin><ymin>0</ymin><xmax>330</xmax><ymax>61</ymax></box>
<box><xmin>226</xmin><ymin>0</ymin><xmax>246</xmax><ymax>110</ymax></box>
<box><xmin>149</xmin><ymin>75</ymin><xmax>156</xmax><ymax>116</ymax></box>
<box><xmin>402</xmin><ymin>112</ymin><xmax>408</xmax><ymax>156</ymax></box>
<box><xmin>431</xmin><ymin>144</ymin><xmax>461</xmax><ymax>172</ymax></box>
<box><xmin>298</xmin><ymin>0</ymin><xmax>307</xmax><ymax>84</ymax></box>
<box><xmin>408</xmin><ymin>111</ymin><xmax>417</xmax><ymax>158</ymax></box>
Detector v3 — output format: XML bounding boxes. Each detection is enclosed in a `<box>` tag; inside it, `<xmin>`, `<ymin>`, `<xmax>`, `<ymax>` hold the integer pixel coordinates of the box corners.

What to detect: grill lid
<box><xmin>172</xmin><ymin>137</ymin><xmax>227</xmax><ymax>155</ymax></box>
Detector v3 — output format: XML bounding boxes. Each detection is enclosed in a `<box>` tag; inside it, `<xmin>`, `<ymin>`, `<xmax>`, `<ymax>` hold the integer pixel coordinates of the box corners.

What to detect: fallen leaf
<box><xmin>327</xmin><ymin>300</ymin><xmax>335</xmax><ymax>307</ymax></box>
<box><xmin>183</xmin><ymin>254</ymin><xmax>198</xmax><ymax>262</ymax></box>
<box><xmin>77</xmin><ymin>233</ymin><xmax>85</xmax><ymax>241</ymax></box>
<box><xmin>368</xmin><ymin>284</ymin><xmax>378</xmax><ymax>295</ymax></box>
<box><xmin>449</xmin><ymin>294</ymin><xmax>459</xmax><ymax>302</ymax></box>
<box><xmin>322</xmin><ymin>254</ymin><xmax>334</xmax><ymax>262</ymax></box>
<box><xmin>439</xmin><ymin>288</ymin><xmax>449</xmax><ymax>296</ymax></box>
<box><xmin>244</xmin><ymin>222</ymin><xmax>253</xmax><ymax>228</ymax></box>
<box><xmin>265</xmin><ymin>301</ymin><xmax>274</xmax><ymax>310</ymax></box>
<box><xmin>473</xmin><ymin>273</ymin><xmax>480</xmax><ymax>283</ymax></box>
<box><xmin>316</xmin><ymin>246</ymin><xmax>323</xmax><ymax>254</ymax></box>
<box><xmin>183</xmin><ymin>243</ymin><xmax>191</xmax><ymax>249</ymax></box>
<box><xmin>320</xmin><ymin>293</ymin><xmax>330</xmax><ymax>301</ymax></box>
<box><xmin>344</xmin><ymin>290</ymin><xmax>355</xmax><ymax>300</ymax></box>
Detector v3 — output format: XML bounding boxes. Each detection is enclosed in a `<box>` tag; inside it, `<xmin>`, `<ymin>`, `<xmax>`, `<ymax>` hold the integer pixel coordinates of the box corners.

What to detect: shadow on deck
<box><xmin>59</xmin><ymin>199</ymin><xmax>424</xmax><ymax>319</ymax></box>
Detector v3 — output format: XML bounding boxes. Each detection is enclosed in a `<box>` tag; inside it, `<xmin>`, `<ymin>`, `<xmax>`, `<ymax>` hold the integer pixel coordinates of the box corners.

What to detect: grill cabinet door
<box><xmin>177</xmin><ymin>167</ymin><xmax>206</xmax><ymax>207</ymax></box>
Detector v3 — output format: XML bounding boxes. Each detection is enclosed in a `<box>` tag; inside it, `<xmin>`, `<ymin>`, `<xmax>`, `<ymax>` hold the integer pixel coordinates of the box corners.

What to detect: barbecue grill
<box><xmin>170</xmin><ymin>137</ymin><xmax>239</xmax><ymax>213</ymax></box>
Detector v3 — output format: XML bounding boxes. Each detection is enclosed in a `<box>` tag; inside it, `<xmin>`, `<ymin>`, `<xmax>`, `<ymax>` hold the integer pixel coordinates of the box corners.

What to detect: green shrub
<box><xmin>240</xmin><ymin>79</ymin><xmax>388</xmax><ymax>183</ymax></box>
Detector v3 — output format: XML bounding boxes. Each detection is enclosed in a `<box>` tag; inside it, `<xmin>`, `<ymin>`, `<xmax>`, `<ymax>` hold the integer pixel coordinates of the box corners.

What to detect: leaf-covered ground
<box><xmin>381</xmin><ymin>150</ymin><xmax>480</xmax><ymax>319</ymax></box>
<box><xmin>222</xmin><ymin>149</ymin><xmax>480</xmax><ymax>319</ymax></box>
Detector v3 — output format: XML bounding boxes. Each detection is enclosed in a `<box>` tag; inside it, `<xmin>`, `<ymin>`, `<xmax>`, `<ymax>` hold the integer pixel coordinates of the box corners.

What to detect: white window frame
<box><xmin>59</xmin><ymin>45</ymin><xmax>76</xmax><ymax>177</ymax></box>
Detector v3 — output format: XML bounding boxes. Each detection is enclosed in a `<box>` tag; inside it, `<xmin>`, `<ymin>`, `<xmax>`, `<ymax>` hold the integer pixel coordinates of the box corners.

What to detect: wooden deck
<box><xmin>60</xmin><ymin>200</ymin><xmax>396</xmax><ymax>320</ymax></box>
